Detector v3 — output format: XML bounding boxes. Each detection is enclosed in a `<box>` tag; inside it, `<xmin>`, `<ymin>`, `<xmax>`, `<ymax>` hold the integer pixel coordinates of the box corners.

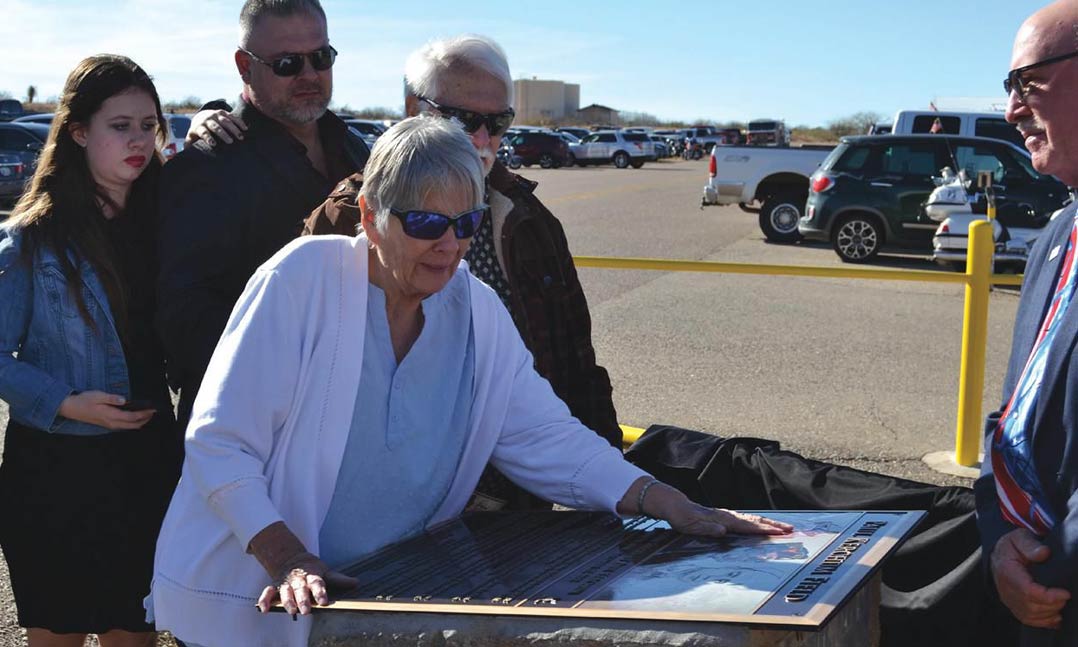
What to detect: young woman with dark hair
<box><xmin>0</xmin><ymin>54</ymin><xmax>182</xmax><ymax>647</ymax></box>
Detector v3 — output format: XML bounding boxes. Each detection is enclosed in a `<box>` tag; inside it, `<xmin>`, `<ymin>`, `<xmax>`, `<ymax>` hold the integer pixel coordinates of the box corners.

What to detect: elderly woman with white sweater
<box><xmin>148</xmin><ymin>116</ymin><xmax>791</xmax><ymax>647</ymax></box>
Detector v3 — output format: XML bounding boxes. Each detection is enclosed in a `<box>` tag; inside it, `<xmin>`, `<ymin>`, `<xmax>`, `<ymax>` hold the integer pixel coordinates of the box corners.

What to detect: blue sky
<box><xmin>1</xmin><ymin>0</ymin><xmax>1043</xmax><ymax>126</ymax></box>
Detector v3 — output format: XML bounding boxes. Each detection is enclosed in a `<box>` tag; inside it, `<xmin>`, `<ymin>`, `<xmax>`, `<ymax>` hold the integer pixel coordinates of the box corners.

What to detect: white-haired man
<box><xmin>304</xmin><ymin>35</ymin><xmax>622</xmax><ymax>511</ymax></box>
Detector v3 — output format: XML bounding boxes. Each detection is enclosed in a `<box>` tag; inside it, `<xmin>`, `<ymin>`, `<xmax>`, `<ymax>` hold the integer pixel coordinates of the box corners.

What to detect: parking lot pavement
<box><xmin>523</xmin><ymin>160</ymin><xmax>1015</xmax><ymax>486</ymax></box>
<box><xmin>0</xmin><ymin>159</ymin><xmax>1013</xmax><ymax>641</ymax></box>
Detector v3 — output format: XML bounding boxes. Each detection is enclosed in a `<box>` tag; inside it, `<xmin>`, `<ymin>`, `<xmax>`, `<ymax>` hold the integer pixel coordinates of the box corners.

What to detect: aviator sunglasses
<box><xmin>239</xmin><ymin>45</ymin><xmax>337</xmax><ymax>77</ymax></box>
<box><xmin>1004</xmin><ymin>49</ymin><xmax>1078</xmax><ymax>99</ymax></box>
<box><xmin>417</xmin><ymin>96</ymin><xmax>515</xmax><ymax>137</ymax></box>
<box><xmin>389</xmin><ymin>205</ymin><xmax>489</xmax><ymax>240</ymax></box>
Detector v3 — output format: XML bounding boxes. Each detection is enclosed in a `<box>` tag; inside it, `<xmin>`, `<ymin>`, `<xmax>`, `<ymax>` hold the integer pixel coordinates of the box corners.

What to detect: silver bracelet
<box><xmin>637</xmin><ymin>478</ymin><xmax>661</xmax><ymax>517</ymax></box>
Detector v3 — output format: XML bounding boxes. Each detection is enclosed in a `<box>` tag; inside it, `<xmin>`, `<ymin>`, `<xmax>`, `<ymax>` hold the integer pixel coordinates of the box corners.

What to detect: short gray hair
<box><xmin>360</xmin><ymin>116</ymin><xmax>485</xmax><ymax>235</ymax></box>
<box><xmin>404</xmin><ymin>34</ymin><xmax>514</xmax><ymax>104</ymax></box>
<box><xmin>239</xmin><ymin>0</ymin><xmax>326</xmax><ymax>47</ymax></box>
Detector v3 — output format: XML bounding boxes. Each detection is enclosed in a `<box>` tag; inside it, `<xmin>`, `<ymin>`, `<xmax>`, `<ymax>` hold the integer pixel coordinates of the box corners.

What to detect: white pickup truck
<box><xmin>701</xmin><ymin>144</ymin><xmax>834</xmax><ymax>242</ymax></box>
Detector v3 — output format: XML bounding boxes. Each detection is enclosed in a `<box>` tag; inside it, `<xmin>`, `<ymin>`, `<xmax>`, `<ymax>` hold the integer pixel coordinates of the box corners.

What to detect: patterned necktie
<box><xmin>464</xmin><ymin>208</ymin><xmax>513</xmax><ymax>311</ymax></box>
<box><xmin>991</xmin><ymin>215</ymin><xmax>1078</xmax><ymax>535</ymax></box>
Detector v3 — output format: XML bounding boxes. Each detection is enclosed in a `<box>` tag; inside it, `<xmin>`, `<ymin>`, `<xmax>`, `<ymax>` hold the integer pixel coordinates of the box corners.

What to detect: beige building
<box><xmin>577</xmin><ymin>103</ymin><xmax>619</xmax><ymax>126</ymax></box>
<box><xmin>513</xmin><ymin>77</ymin><xmax>580</xmax><ymax>124</ymax></box>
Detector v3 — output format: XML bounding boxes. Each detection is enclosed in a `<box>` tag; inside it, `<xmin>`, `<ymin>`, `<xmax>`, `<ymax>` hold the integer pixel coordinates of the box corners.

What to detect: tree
<box><xmin>619</xmin><ymin>111</ymin><xmax>662</xmax><ymax>127</ymax></box>
<box><xmin>163</xmin><ymin>96</ymin><xmax>204</xmax><ymax>112</ymax></box>
<box><xmin>26</xmin><ymin>85</ymin><xmax>37</xmax><ymax>104</ymax></box>
<box><xmin>828</xmin><ymin>111</ymin><xmax>884</xmax><ymax>138</ymax></box>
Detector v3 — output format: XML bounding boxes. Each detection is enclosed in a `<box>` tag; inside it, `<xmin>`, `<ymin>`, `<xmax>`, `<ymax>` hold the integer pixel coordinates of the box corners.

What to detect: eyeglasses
<box><xmin>417</xmin><ymin>96</ymin><xmax>515</xmax><ymax>137</ymax></box>
<box><xmin>389</xmin><ymin>205</ymin><xmax>488</xmax><ymax>240</ymax></box>
<box><xmin>239</xmin><ymin>45</ymin><xmax>337</xmax><ymax>77</ymax></box>
<box><xmin>1004</xmin><ymin>49</ymin><xmax>1078</xmax><ymax>99</ymax></box>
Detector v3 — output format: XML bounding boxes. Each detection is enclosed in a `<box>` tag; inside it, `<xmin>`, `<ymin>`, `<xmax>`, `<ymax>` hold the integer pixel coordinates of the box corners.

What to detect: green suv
<box><xmin>798</xmin><ymin>135</ymin><xmax>1068</xmax><ymax>263</ymax></box>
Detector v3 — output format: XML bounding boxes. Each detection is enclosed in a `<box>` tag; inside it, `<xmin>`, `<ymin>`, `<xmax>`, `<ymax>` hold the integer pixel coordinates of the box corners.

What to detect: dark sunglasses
<box><xmin>1004</xmin><ymin>49</ymin><xmax>1078</xmax><ymax>99</ymax></box>
<box><xmin>417</xmin><ymin>96</ymin><xmax>515</xmax><ymax>137</ymax></box>
<box><xmin>389</xmin><ymin>205</ymin><xmax>488</xmax><ymax>240</ymax></box>
<box><xmin>239</xmin><ymin>45</ymin><xmax>337</xmax><ymax>77</ymax></box>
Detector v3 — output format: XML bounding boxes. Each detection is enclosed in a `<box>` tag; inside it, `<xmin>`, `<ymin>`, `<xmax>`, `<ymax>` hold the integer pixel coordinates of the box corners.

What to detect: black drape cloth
<box><xmin>624</xmin><ymin>424</ymin><xmax>1019</xmax><ymax>647</ymax></box>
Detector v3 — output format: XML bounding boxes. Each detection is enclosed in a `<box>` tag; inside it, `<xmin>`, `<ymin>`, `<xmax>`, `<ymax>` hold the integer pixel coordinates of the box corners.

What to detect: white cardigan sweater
<box><xmin>149</xmin><ymin>235</ymin><xmax>648</xmax><ymax>647</ymax></box>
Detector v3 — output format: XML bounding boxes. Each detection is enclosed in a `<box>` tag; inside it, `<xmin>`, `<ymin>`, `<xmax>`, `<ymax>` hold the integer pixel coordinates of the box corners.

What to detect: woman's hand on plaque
<box><xmin>619</xmin><ymin>476</ymin><xmax>794</xmax><ymax>537</ymax></box>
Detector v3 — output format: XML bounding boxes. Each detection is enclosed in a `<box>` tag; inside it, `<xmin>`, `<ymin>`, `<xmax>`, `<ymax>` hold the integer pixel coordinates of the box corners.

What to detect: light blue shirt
<box><xmin>319</xmin><ymin>269</ymin><xmax>475</xmax><ymax>568</ymax></box>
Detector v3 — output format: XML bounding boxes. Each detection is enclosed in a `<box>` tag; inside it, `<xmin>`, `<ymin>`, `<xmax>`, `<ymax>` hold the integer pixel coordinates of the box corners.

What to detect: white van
<box><xmin>890</xmin><ymin>110</ymin><xmax>1022</xmax><ymax>148</ymax></box>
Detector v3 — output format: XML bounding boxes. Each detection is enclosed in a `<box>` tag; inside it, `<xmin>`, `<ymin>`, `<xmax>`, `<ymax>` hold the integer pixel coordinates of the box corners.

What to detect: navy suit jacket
<box><xmin>975</xmin><ymin>201</ymin><xmax>1078</xmax><ymax>643</ymax></box>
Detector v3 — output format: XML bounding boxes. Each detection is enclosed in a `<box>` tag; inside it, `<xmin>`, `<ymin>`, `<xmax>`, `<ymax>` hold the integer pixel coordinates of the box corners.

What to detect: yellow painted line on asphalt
<box><xmin>573</xmin><ymin>255</ymin><xmax>1025</xmax><ymax>286</ymax></box>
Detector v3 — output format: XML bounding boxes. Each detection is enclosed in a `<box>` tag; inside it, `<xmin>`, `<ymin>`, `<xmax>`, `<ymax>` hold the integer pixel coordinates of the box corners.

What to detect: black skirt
<box><xmin>0</xmin><ymin>416</ymin><xmax>182</xmax><ymax>634</ymax></box>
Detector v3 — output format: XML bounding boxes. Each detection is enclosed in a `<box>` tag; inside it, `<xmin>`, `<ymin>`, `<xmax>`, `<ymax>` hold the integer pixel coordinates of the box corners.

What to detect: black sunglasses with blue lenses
<box><xmin>240</xmin><ymin>45</ymin><xmax>337</xmax><ymax>77</ymax></box>
<box><xmin>417</xmin><ymin>96</ymin><xmax>515</xmax><ymax>137</ymax></box>
<box><xmin>389</xmin><ymin>206</ymin><xmax>488</xmax><ymax>240</ymax></box>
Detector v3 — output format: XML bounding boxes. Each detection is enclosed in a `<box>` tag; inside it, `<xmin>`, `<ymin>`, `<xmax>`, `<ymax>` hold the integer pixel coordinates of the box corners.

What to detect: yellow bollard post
<box><xmin>620</xmin><ymin>424</ymin><xmax>645</xmax><ymax>450</ymax></box>
<box><xmin>954</xmin><ymin>220</ymin><xmax>994</xmax><ymax>466</ymax></box>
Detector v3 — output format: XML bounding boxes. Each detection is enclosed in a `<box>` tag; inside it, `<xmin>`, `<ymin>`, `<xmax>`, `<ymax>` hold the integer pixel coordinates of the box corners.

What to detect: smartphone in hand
<box><xmin>116</xmin><ymin>398</ymin><xmax>157</xmax><ymax>412</ymax></box>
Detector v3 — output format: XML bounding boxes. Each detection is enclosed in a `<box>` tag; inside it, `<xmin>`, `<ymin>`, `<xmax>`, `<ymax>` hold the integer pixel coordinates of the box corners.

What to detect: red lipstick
<box><xmin>124</xmin><ymin>155</ymin><xmax>146</xmax><ymax>168</ymax></box>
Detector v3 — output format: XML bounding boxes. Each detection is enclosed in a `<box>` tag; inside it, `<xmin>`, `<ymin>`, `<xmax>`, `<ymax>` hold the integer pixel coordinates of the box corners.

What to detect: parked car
<box><xmin>680</xmin><ymin>126</ymin><xmax>725</xmax><ymax>152</ymax></box>
<box><xmin>342</xmin><ymin>118</ymin><xmax>385</xmax><ymax>137</ymax></box>
<box><xmin>653</xmin><ymin>129</ymin><xmax>684</xmax><ymax>155</ymax></box>
<box><xmin>13</xmin><ymin>113</ymin><xmax>55</xmax><ymax>125</ymax></box>
<box><xmin>649</xmin><ymin>135</ymin><xmax>670</xmax><ymax>159</ymax></box>
<box><xmin>702</xmin><ymin>142</ymin><xmax>835</xmax><ymax>242</ymax></box>
<box><xmin>555</xmin><ymin>126</ymin><xmax>590</xmax><ymax>140</ymax></box>
<box><xmin>0</xmin><ymin>122</ymin><xmax>48</xmax><ymax>176</ymax></box>
<box><xmin>717</xmin><ymin>128</ymin><xmax>745</xmax><ymax>146</ymax></box>
<box><xmin>746</xmin><ymin>119</ymin><xmax>790</xmax><ymax>147</ymax></box>
<box><xmin>502</xmin><ymin>131</ymin><xmax>571</xmax><ymax>168</ymax></box>
<box><xmin>556</xmin><ymin>131</ymin><xmax>583</xmax><ymax>163</ymax></box>
<box><xmin>162</xmin><ymin>113</ymin><xmax>192</xmax><ymax>160</ymax></box>
<box><xmin>342</xmin><ymin>118</ymin><xmax>385</xmax><ymax>148</ymax></box>
<box><xmin>0</xmin><ymin>100</ymin><xmax>25</xmax><ymax>122</ymax></box>
<box><xmin>0</xmin><ymin>153</ymin><xmax>27</xmax><ymax>208</ymax></box>
<box><xmin>889</xmin><ymin>110</ymin><xmax>1022</xmax><ymax>148</ymax></box>
<box><xmin>867</xmin><ymin>122</ymin><xmax>892</xmax><ymax>135</ymax></box>
<box><xmin>572</xmin><ymin>131</ymin><xmax>650</xmax><ymax>168</ymax></box>
<box><xmin>799</xmin><ymin>134</ymin><xmax>1069</xmax><ymax>263</ymax></box>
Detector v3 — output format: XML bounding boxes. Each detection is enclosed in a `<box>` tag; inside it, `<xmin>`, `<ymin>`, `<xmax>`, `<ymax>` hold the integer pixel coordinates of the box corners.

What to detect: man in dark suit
<box><xmin>156</xmin><ymin>0</ymin><xmax>368</xmax><ymax>429</ymax></box>
<box><xmin>975</xmin><ymin>2</ymin><xmax>1078</xmax><ymax>642</ymax></box>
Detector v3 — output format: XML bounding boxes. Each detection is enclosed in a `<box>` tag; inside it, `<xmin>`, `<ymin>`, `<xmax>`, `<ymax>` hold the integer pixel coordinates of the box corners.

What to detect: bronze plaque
<box><xmin>324</xmin><ymin>510</ymin><xmax>923</xmax><ymax>629</ymax></box>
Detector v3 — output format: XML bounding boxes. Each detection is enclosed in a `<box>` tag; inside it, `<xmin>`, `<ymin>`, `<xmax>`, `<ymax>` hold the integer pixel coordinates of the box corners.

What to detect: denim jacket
<box><xmin>0</xmin><ymin>224</ymin><xmax>131</xmax><ymax>435</ymax></box>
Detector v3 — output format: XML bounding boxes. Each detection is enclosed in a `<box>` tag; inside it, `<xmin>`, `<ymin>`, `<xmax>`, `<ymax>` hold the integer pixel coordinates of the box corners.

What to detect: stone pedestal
<box><xmin>310</xmin><ymin>573</ymin><xmax>880</xmax><ymax>647</ymax></box>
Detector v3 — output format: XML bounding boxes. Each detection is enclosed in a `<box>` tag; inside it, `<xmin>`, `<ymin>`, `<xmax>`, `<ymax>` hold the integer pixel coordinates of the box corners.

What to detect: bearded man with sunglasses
<box><xmin>303</xmin><ymin>35</ymin><xmax>623</xmax><ymax>512</ymax></box>
<box><xmin>156</xmin><ymin>0</ymin><xmax>369</xmax><ymax>431</ymax></box>
<box><xmin>975</xmin><ymin>1</ymin><xmax>1078</xmax><ymax>643</ymax></box>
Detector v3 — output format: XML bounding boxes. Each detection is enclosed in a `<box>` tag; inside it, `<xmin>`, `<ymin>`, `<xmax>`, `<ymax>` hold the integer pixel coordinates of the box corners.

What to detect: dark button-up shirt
<box><xmin>157</xmin><ymin>99</ymin><xmax>369</xmax><ymax>426</ymax></box>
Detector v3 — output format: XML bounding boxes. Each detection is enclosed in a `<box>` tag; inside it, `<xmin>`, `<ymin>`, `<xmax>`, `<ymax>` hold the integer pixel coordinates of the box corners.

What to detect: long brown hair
<box><xmin>8</xmin><ymin>54</ymin><xmax>166</xmax><ymax>335</ymax></box>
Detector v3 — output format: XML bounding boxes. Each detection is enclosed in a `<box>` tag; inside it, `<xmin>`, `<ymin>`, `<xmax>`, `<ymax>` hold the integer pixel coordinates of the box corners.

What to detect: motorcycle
<box><xmin>681</xmin><ymin>137</ymin><xmax>704</xmax><ymax>160</ymax></box>
<box><xmin>926</xmin><ymin>167</ymin><xmax>1051</xmax><ymax>271</ymax></box>
<box><xmin>497</xmin><ymin>143</ymin><xmax>522</xmax><ymax>170</ymax></box>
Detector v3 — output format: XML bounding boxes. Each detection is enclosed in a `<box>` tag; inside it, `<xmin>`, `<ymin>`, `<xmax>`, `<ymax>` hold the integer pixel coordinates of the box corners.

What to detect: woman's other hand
<box><xmin>249</xmin><ymin>521</ymin><xmax>358</xmax><ymax>616</ymax></box>
<box><xmin>186</xmin><ymin>109</ymin><xmax>247</xmax><ymax>146</ymax></box>
<box><xmin>58</xmin><ymin>390</ymin><xmax>154</xmax><ymax>430</ymax></box>
<box><xmin>618</xmin><ymin>476</ymin><xmax>794</xmax><ymax>537</ymax></box>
